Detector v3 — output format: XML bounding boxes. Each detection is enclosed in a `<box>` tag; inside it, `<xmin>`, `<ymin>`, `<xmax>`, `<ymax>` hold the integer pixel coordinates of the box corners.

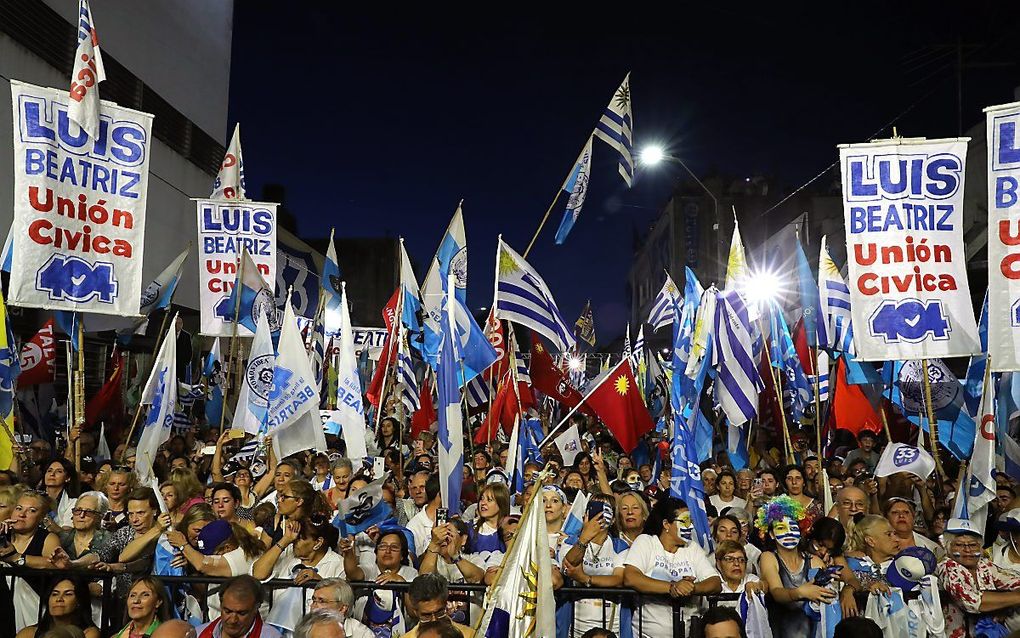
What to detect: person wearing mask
<box><xmin>883</xmin><ymin>497</ymin><xmax>943</xmax><ymax>560</ymax></box>
<box><xmin>715</xmin><ymin>540</ymin><xmax>767</xmax><ymax>606</ymax></box>
<box><xmin>616</xmin><ymin>491</ymin><xmax>648</xmax><ymax>548</ymax></box>
<box><xmin>112</xmin><ymin>576</ymin><xmax>171</xmax><ymax>638</ymax></box>
<box><xmin>402</xmin><ymin>574</ymin><xmax>475</xmax><ymax>638</ymax></box>
<box><xmin>623</xmin><ymin>497</ymin><xmax>722</xmax><ymax>638</ymax></box>
<box><xmin>710</xmin><ymin>471</ymin><xmax>747</xmax><ymax>513</ymax></box>
<box><xmin>561</xmin><ymin>493</ymin><xmax>628</xmax><ymax>637</ymax></box>
<box><xmin>0</xmin><ymin>490</ymin><xmax>63</xmax><ymax>631</ymax></box>
<box><xmin>309</xmin><ymin>578</ymin><xmax>374</xmax><ymax>638</ymax></box>
<box><xmin>843</xmin><ymin>515</ymin><xmax>899</xmax><ymax>591</ymax></box>
<box><xmin>196</xmin><ymin>576</ymin><xmax>281</xmax><ymax>638</ymax></box>
<box><xmin>407</xmin><ymin>474</ymin><xmax>442</xmax><ymax>560</ymax></box>
<box><xmin>15</xmin><ymin>578</ymin><xmax>99</xmax><ymax>638</ymax></box>
<box><xmin>757</xmin><ymin>496</ymin><xmax>834</xmax><ymax>638</ymax></box>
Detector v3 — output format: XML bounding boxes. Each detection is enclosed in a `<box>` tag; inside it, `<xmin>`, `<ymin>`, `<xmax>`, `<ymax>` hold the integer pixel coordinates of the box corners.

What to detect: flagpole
<box><xmin>757</xmin><ymin>315</ymin><xmax>795</xmax><ymax>464</ymax></box>
<box><xmin>812</xmin><ymin>344</ymin><xmax>823</xmax><ymax>456</ymax></box>
<box><xmin>523</xmin><ymin>189</ymin><xmax>565</xmax><ymax>258</ymax></box>
<box><xmin>373</xmin><ymin>287</ymin><xmax>400</xmax><ymax>433</ymax></box>
<box><xmin>74</xmin><ymin>318</ymin><xmax>84</xmax><ymax>472</ymax></box>
<box><xmin>119</xmin><ymin>306</ymin><xmax>176</xmax><ymax>461</ymax></box>
<box><xmin>879</xmin><ymin>357</ymin><xmax>894</xmax><ymax>445</ymax></box>
<box><xmin>919</xmin><ymin>358</ymin><xmax>946</xmax><ymax>480</ymax></box>
<box><xmin>538</xmin><ymin>358</ymin><xmax>628</xmax><ymax>450</ymax></box>
<box><xmin>221</xmin><ymin>250</ymin><xmax>246</xmax><ymax>434</ymax></box>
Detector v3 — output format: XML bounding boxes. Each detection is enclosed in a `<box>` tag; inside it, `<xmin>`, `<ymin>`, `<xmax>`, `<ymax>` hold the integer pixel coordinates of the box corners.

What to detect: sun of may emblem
<box><xmin>614</xmin><ymin>374</ymin><xmax>629</xmax><ymax>395</ymax></box>
<box><xmin>615</xmin><ymin>83</ymin><xmax>630</xmax><ymax>109</ymax></box>
<box><xmin>515</xmin><ymin>560</ymin><xmax>540</xmax><ymax>636</ymax></box>
<box><xmin>498</xmin><ymin>249</ymin><xmax>522</xmax><ymax>277</ymax></box>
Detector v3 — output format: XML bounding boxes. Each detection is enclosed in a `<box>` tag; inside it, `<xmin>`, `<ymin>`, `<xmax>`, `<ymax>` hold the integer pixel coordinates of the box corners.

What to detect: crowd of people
<box><xmin>4</xmin><ymin>397</ymin><xmax>1020</xmax><ymax>638</ymax></box>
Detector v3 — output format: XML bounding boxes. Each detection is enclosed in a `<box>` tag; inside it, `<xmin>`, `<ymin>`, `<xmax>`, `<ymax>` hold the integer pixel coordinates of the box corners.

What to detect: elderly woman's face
<box><xmin>949</xmin><ymin>534</ymin><xmax>983</xmax><ymax>569</ymax></box>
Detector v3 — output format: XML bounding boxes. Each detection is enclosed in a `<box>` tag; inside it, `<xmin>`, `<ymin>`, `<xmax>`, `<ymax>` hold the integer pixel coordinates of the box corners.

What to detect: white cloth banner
<box><xmin>987</xmin><ymin>101</ymin><xmax>1020</xmax><ymax>371</ymax></box>
<box><xmin>196</xmin><ymin>199</ymin><xmax>277</xmax><ymax>336</ymax></box>
<box><xmin>9</xmin><ymin>80</ymin><xmax>152</xmax><ymax>315</ymax></box>
<box><xmin>874</xmin><ymin>443</ymin><xmax>935</xmax><ymax>480</ymax></box>
<box><xmin>839</xmin><ymin>137</ymin><xmax>979</xmax><ymax>360</ymax></box>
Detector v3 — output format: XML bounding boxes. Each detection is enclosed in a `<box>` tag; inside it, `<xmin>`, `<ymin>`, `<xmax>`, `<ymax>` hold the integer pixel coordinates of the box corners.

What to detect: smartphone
<box><xmin>226</xmin><ymin>429</ymin><xmax>246</xmax><ymax>440</ymax></box>
<box><xmin>436</xmin><ymin>507</ymin><xmax>448</xmax><ymax>527</ymax></box>
<box><xmin>813</xmin><ymin>565</ymin><xmax>843</xmax><ymax>586</ymax></box>
<box><xmin>586</xmin><ymin>501</ymin><xmax>612</xmax><ymax>526</ymax></box>
<box><xmin>752</xmin><ymin>478</ymin><xmax>764</xmax><ymax>491</ymax></box>
<box><xmin>200</xmin><ymin>446</ymin><xmax>217</xmax><ymax>456</ymax></box>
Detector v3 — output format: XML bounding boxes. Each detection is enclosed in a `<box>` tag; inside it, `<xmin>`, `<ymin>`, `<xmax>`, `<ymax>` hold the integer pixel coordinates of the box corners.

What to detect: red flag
<box><xmin>482</xmin><ymin>310</ymin><xmax>509</xmax><ymax>382</ymax></box>
<box><xmin>18</xmin><ymin>319</ymin><xmax>56</xmax><ymax>386</ymax></box>
<box><xmin>529</xmin><ymin>333</ymin><xmax>593</xmax><ymax>416</ymax></box>
<box><xmin>411</xmin><ymin>374</ymin><xmax>437</xmax><ymax>438</ymax></box>
<box><xmin>830</xmin><ymin>357</ymin><xmax>883</xmax><ymax>437</ymax></box>
<box><xmin>584</xmin><ymin>360</ymin><xmax>654</xmax><ymax>453</ymax></box>
<box><xmin>792</xmin><ymin>318</ymin><xmax>816</xmax><ymax>375</ymax></box>
<box><xmin>85</xmin><ymin>361</ymin><xmax>123</xmax><ymax>427</ymax></box>
<box><xmin>475</xmin><ymin>377</ymin><xmax>513</xmax><ymax>444</ymax></box>
<box><xmin>366</xmin><ymin>290</ymin><xmax>401</xmax><ymax>407</ymax></box>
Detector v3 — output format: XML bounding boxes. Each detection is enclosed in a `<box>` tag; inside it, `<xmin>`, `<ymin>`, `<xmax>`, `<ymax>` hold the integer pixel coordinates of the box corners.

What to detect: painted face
<box><xmin>772</xmin><ymin>517</ymin><xmax>801</xmax><ymax>549</ymax></box>
<box><xmin>675</xmin><ymin>510</ymin><xmax>694</xmax><ymax>544</ymax></box>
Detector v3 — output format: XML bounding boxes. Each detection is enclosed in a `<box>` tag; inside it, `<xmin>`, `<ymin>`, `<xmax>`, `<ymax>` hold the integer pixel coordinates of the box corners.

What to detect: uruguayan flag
<box><xmin>592</xmin><ymin>73</ymin><xmax>634</xmax><ymax>186</ymax></box>
<box><xmin>135</xmin><ymin>313</ymin><xmax>178</xmax><ymax>484</ymax></box>
<box><xmin>795</xmin><ymin>239</ymin><xmax>820</xmax><ymax>346</ymax></box>
<box><xmin>235</xmin><ymin>310</ymin><xmax>274</xmax><ymax>434</ymax></box>
<box><xmin>811</xmin><ymin>349</ymin><xmax>830</xmax><ymax>403</ymax></box>
<box><xmin>560</xmin><ymin>490</ymin><xmax>589</xmax><ymax>544</ymax></box>
<box><xmin>713</xmin><ymin>290</ymin><xmax>763</xmax><ymax>426</ymax></box>
<box><xmin>465</xmin><ymin>375</ymin><xmax>491</xmax><ymax>412</ymax></box>
<box><xmin>495</xmin><ymin>238</ymin><xmax>575</xmax><ymax>352</ymax></box>
<box><xmin>334</xmin><ymin>283</ymin><xmax>368</xmax><ymax>459</ymax></box>
<box><xmin>321</xmin><ymin>230</ymin><xmax>343</xmax><ymax>336</ymax></box>
<box><xmin>266</xmin><ymin>303</ymin><xmax>325</xmax><ymax>456</ymax></box>
<box><xmin>397</xmin><ymin>332</ymin><xmax>420</xmax><ymax>413</ymax></box>
<box><xmin>226</xmin><ymin>249</ymin><xmax>280</xmax><ymax>334</ymax></box>
<box><xmin>437</xmin><ymin>275</ymin><xmax>465</xmax><ymax>515</ymax></box>
<box><xmin>818</xmin><ymin>236</ymin><xmax>855</xmax><ymax>354</ymax></box>
<box><xmin>554</xmin><ymin>136</ymin><xmax>593</xmax><ymax>244</ymax></box>
<box><xmin>768</xmin><ymin>302</ymin><xmax>811</xmax><ymax>423</ymax></box>
<box><xmin>399</xmin><ymin>238</ymin><xmax>422</xmax><ymax>336</ymax></box>
<box><xmin>647</xmin><ymin>273</ymin><xmax>680</xmax><ymax>330</ymax></box>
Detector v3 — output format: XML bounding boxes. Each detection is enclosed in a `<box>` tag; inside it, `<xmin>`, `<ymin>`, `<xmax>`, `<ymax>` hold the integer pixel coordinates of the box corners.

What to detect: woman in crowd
<box><xmin>209</xmin><ymin>482</ymin><xmax>270</xmax><ymax>546</ymax></box>
<box><xmin>561</xmin><ymin>492</ymin><xmax>629</xmax><ymax>637</ymax></box>
<box><xmin>267</xmin><ymin>478</ymin><xmax>326</xmax><ymax>544</ymax></box>
<box><xmin>112</xmin><ymin>576</ymin><xmax>171</xmax><ymax>638</ymax></box>
<box><xmin>710</xmin><ymin>470</ymin><xmax>747</xmax><ymax>514</ymax></box>
<box><xmin>543</xmin><ymin>485</ymin><xmax>571</xmax><ymax>562</ymax></box>
<box><xmin>376</xmin><ymin>417</ymin><xmax>400</xmax><ymax>452</ymax></box>
<box><xmin>165</xmin><ymin>467</ymin><xmax>205</xmax><ymax>525</ymax></box>
<box><xmin>1</xmin><ymin>490</ymin><xmax>63</xmax><ymax>631</ymax></box>
<box><xmin>573</xmin><ymin>452</ymin><xmax>597</xmax><ymax>487</ymax></box>
<box><xmin>255</xmin><ymin>518</ymin><xmax>343</xmax><ymax>634</ymax></box>
<box><xmin>38</xmin><ymin>458</ymin><xmax>79</xmax><ymax>529</ymax></box>
<box><xmin>15</xmin><ymin>578</ymin><xmax>99</xmax><ymax>638</ymax></box>
<box><xmin>781</xmin><ymin>465</ymin><xmax>823</xmax><ymax>524</ymax></box>
<box><xmin>715</xmin><ymin>540</ymin><xmax>766</xmax><ymax>606</ymax></box>
<box><xmin>467</xmin><ymin>482</ymin><xmax>508</xmax><ymax>563</ymax></box>
<box><xmin>616</xmin><ymin>490</ymin><xmax>649</xmax><ymax>547</ymax></box>
<box><xmin>96</xmin><ymin>466</ymin><xmax>136</xmax><ymax>531</ymax></box>
<box><xmin>51</xmin><ymin>491</ymin><xmax>111</xmax><ymax>568</ymax></box>
<box><xmin>843</xmin><ymin>515</ymin><xmax>899</xmax><ymax>591</ymax></box>
<box><xmin>0</xmin><ymin>484</ymin><xmax>25</xmax><ymax>523</ymax></box>
<box><xmin>175</xmin><ymin>503</ymin><xmax>217</xmax><ymax>551</ymax></box>
<box><xmin>325</xmin><ymin>458</ymin><xmax>354</xmax><ymax>511</ymax></box>
<box><xmin>343</xmin><ymin>528</ymin><xmax>419</xmax><ymax>635</ymax></box>
<box><xmin>757</xmin><ymin>496</ymin><xmax>834</xmax><ymax>638</ymax></box>
<box><xmin>623</xmin><ymin>496</ymin><xmax>721</xmax><ymax>638</ymax></box>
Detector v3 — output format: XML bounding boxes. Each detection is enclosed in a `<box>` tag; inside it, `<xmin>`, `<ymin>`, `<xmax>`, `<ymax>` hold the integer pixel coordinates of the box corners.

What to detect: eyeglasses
<box><xmin>418</xmin><ymin>609</ymin><xmax>449</xmax><ymax>622</ymax></box>
<box><xmin>719</xmin><ymin>556</ymin><xmax>747</xmax><ymax>564</ymax></box>
<box><xmin>72</xmin><ymin>508</ymin><xmax>100</xmax><ymax>517</ymax></box>
<box><xmin>278</xmin><ymin>494</ymin><xmax>298</xmax><ymax>501</ymax></box>
<box><xmin>377</xmin><ymin>543</ymin><xmax>402</xmax><ymax>552</ymax></box>
<box><xmin>311</xmin><ymin>596</ymin><xmax>340</xmax><ymax>607</ymax></box>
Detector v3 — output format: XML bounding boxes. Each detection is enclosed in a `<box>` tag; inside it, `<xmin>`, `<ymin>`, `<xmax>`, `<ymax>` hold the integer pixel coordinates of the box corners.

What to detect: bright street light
<box><xmin>639</xmin><ymin>145</ymin><xmax>666</xmax><ymax>166</ymax></box>
<box><xmin>567</xmin><ymin>356</ymin><xmax>583</xmax><ymax>372</ymax></box>
<box><xmin>742</xmin><ymin>270</ymin><xmax>784</xmax><ymax>306</ymax></box>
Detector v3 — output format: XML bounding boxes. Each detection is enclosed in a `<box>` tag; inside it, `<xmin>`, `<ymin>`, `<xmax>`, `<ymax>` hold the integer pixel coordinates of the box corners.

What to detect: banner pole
<box><xmin>220</xmin><ymin>252</ymin><xmax>246</xmax><ymax>434</ymax></box>
<box><xmin>523</xmin><ymin>189</ymin><xmax>564</xmax><ymax>258</ymax></box>
<box><xmin>119</xmin><ymin>308</ymin><xmax>173</xmax><ymax>461</ymax></box>
<box><xmin>74</xmin><ymin>320</ymin><xmax>84</xmax><ymax>472</ymax></box>
<box><xmin>919</xmin><ymin>358</ymin><xmax>945</xmax><ymax>480</ymax></box>
<box><xmin>757</xmin><ymin>316</ymin><xmax>795</xmax><ymax>464</ymax></box>
<box><xmin>812</xmin><ymin>344</ymin><xmax>823</xmax><ymax>456</ymax></box>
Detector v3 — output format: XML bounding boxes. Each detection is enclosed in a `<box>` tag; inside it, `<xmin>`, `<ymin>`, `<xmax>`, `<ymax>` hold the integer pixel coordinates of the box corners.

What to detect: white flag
<box><xmin>67</xmin><ymin>0</ymin><xmax>107</xmax><ymax>139</ymax></box>
<box><xmin>554</xmin><ymin>423</ymin><xmax>582</xmax><ymax>467</ymax></box>
<box><xmin>965</xmin><ymin>379</ymin><xmax>997</xmax><ymax>533</ymax></box>
<box><xmin>335</xmin><ymin>283</ymin><xmax>368</xmax><ymax>459</ymax></box>
<box><xmin>874</xmin><ymin>443</ymin><xmax>935</xmax><ymax>480</ymax></box>
<box><xmin>135</xmin><ymin>313</ymin><xmax>178</xmax><ymax>485</ymax></box>
<box><xmin>234</xmin><ymin>309</ymin><xmax>274</xmax><ymax>434</ymax></box>
<box><xmin>266</xmin><ymin>303</ymin><xmax>325</xmax><ymax>457</ymax></box>
<box><xmin>211</xmin><ymin>124</ymin><xmax>246</xmax><ymax>200</ymax></box>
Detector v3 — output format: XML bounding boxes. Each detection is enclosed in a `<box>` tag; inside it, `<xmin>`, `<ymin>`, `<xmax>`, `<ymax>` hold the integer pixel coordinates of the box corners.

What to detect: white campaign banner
<box><xmin>9</xmin><ymin>81</ymin><xmax>152</xmax><ymax>315</ymax></box>
<box><xmin>839</xmin><ymin>137</ymin><xmax>979</xmax><ymax>360</ymax></box>
<box><xmin>987</xmin><ymin>101</ymin><xmax>1020</xmax><ymax>371</ymax></box>
<box><xmin>196</xmin><ymin>199</ymin><xmax>277</xmax><ymax>336</ymax></box>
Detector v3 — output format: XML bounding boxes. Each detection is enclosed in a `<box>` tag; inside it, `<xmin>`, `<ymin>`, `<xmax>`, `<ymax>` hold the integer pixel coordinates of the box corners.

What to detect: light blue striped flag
<box><xmin>712</xmin><ymin>290</ymin><xmax>763</xmax><ymax>426</ymax></box>
<box><xmin>818</xmin><ymin>236</ymin><xmax>855</xmax><ymax>354</ymax></box>
<box><xmin>437</xmin><ymin>277</ymin><xmax>465</xmax><ymax>515</ymax></box>
<box><xmin>495</xmin><ymin>238</ymin><xmax>575</xmax><ymax>352</ymax></box>
<box><xmin>647</xmin><ymin>273</ymin><xmax>680</xmax><ymax>331</ymax></box>
<box><xmin>554</xmin><ymin>136</ymin><xmax>593</xmax><ymax>244</ymax></box>
<box><xmin>767</xmin><ymin>302</ymin><xmax>811</xmax><ymax>423</ymax></box>
<box><xmin>592</xmin><ymin>73</ymin><xmax>634</xmax><ymax>186</ymax></box>
<box><xmin>963</xmin><ymin>291</ymin><xmax>988</xmax><ymax>418</ymax></box>
<box><xmin>397</xmin><ymin>333</ymin><xmax>420</xmax><ymax>413</ymax></box>
<box><xmin>794</xmin><ymin>239</ymin><xmax>820</xmax><ymax>346</ymax></box>
<box><xmin>321</xmin><ymin>230</ymin><xmax>343</xmax><ymax>336</ymax></box>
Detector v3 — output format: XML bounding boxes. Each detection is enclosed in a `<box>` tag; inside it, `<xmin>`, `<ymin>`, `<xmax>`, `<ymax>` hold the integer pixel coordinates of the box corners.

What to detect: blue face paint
<box><xmin>772</xmin><ymin>517</ymin><xmax>801</xmax><ymax>549</ymax></box>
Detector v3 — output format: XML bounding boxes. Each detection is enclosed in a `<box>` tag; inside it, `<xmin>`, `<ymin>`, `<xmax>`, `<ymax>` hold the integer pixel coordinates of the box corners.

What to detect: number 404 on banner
<box><xmin>196</xmin><ymin>199</ymin><xmax>277</xmax><ymax>337</ymax></box>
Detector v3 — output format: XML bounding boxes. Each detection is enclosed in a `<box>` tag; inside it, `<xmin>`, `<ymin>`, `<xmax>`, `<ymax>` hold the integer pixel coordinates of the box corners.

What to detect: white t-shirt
<box><xmin>623</xmin><ymin>534</ymin><xmax>719</xmax><ymax>638</ymax></box>
<box><xmin>344</xmin><ymin>617</ymin><xmax>375</xmax><ymax>638</ymax></box>
<box><xmin>351</xmin><ymin>562</ymin><xmax>419</xmax><ymax>630</ymax></box>
<box><xmin>719</xmin><ymin>573</ymin><xmax>761</xmax><ymax>608</ymax></box>
<box><xmin>709</xmin><ymin>494</ymin><xmax>747</xmax><ymax>514</ymax></box>
<box><xmin>258</xmin><ymin>547</ymin><xmax>346</xmax><ymax>631</ymax></box>
<box><xmin>207</xmin><ymin>547</ymin><xmax>259</xmax><ymax>620</ymax></box>
<box><xmin>407</xmin><ymin>508</ymin><xmax>435</xmax><ymax>558</ymax></box>
<box><xmin>744</xmin><ymin>542</ymin><xmax>762</xmax><ymax>575</ymax></box>
<box><xmin>572</xmin><ymin>538</ymin><xmax>628</xmax><ymax>638</ymax></box>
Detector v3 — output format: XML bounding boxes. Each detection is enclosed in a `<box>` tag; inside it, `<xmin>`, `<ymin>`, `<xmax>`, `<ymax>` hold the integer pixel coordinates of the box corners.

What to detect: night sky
<box><xmin>228</xmin><ymin>6</ymin><xmax>1019</xmax><ymax>343</ymax></box>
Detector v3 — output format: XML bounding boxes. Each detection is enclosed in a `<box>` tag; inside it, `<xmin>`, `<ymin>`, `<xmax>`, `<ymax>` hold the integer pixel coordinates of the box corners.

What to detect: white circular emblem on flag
<box><xmin>450</xmin><ymin>247</ymin><xmax>468</xmax><ymax>289</ymax></box>
<box><xmin>19</xmin><ymin>343</ymin><xmax>42</xmax><ymax>370</ymax></box>
<box><xmin>893</xmin><ymin>446</ymin><xmax>920</xmax><ymax>467</ymax></box>
<box><xmin>898</xmin><ymin>359</ymin><xmax>957</xmax><ymax>413</ymax></box>
<box><xmin>246</xmin><ymin>354</ymin><xmax>275</xmax><ymax>402</ymax></box>
<box><xmin>251</xmin><ymin>289</ymin><xmax>281</xmax><ymax>331</ymax></box>
<box><xmin>140</xmin><ymin>281</ymin><xmax>161</xmax><ymax>308</ymax></box>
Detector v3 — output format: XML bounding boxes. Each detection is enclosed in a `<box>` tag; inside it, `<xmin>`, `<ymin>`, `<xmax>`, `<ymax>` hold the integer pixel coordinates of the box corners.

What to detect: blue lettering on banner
<box><xmin>36</xmin><ymin>254</ymin><xmax>118</xmax><ymax>303</ymax></box>
<box><xmin>869</xmin><ymin>298</ymin><xmax>951</xmax><ymax>344</ymax></box>
<box><xmin>201</xmin><ymin>235</ymin><xmax>272</xmax><ymax>256</ymax></box>
<box><xmin>846</xmin><ymin>153</ymin><xmax>962</xmax><ymax>202</ymax></box>
<box><xmin>1011</xmin><ymin>299</ymin><xmax>1020</xmax><ymax>328</ymax></box>
<box><xmin>200</xmin><ymin>204</ymin><xmax>274</xmax><ymax>235</ymax></box>
<box><xmin>24</xmin><ymin>149</ymin><xmax>142</xmax><ymax>198</ymax></box>
<box><xmin>994</xmin><ymin>115</ymin><xmax>1020</xmax><ymax>170</ymax></box>
<box><xmin>18</xmin><ymin>95</ymin><xmax>147</xmax><ymax>167</ymax></box>
<box><xmin>848</xmin><ymin>204</ymin><xmax>954</xmax><ymax>234</ymax></box>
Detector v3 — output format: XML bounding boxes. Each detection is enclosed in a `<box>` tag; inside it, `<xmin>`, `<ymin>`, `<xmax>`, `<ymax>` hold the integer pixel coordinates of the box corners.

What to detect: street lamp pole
<box><xmin>660</xmin><ymin>154</ymin><xmax>721</xmax><ymax>283</ymax></box>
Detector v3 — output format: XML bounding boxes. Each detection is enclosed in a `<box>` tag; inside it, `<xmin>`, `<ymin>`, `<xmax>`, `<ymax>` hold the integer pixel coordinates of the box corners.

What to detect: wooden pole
<box><xmin>74</xmin><ymin>319</ymin><xmax>84</xmax><ymax>472</ymax></box>
<box><xmin>811</xmin><ymin>345</ymin><xmax>823</xmax><ymax>455</ymax></box>
<box><xmin>523</xmin><ymin>189</ymin><xmax>564</xmax><ymax>258</ymax></box>
<box><xmin>757</xmin><ymin>316</ymin><xmax>795</xmax><ymax>464</ymax></box>
<box><xmin>919</xmin><ymin>358</ymin><xmax>945</xmax><ymax>479</ymax></box>
<box><xmin>220</xmin><ymin>252</ymin><xmax>245</xmax><ymax>433</ymax></box>
<box><xmin>119</xmin><ymin>310</ymin><xmax>174</xmax><ymax>461</ymax></box>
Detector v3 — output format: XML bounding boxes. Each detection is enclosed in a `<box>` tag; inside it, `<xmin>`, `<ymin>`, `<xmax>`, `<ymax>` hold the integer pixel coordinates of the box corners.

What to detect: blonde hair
<box><xmin>0</xmin><ymin>484</ymin><xmax>26</xmax><ymax>507</ymax></box>
<box><xmin>849</xmin><ymin>515</ymin><xmax>891</xmax><ymax>553</ymax></box>
<box><xmin>168</xmin><ymin>467</ymin><xmax>204</xmax><ymax>503</ymax></box>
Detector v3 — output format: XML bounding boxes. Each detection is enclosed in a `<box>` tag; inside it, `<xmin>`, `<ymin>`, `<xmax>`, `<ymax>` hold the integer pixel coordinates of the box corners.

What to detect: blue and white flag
<box><xmin>226</xmin><ymin>249</ymin><xmax>280</xmax><ymax>334</ymax></box>
<box><xmin>554</xmin><ymin>136</ymin><xmax>593</xmax><ymax>244</ymax></box>
<box><xmin>335</xmin><ymin>283</ymin><xmax>368</xmax><ymax>459</ymax></box>
<box><xmin>768</xmin><ymin>302</ymin><xmax>812</xmax><ymax>423</ymax></box>
<box><xmin>818</xmin><ymin>236</ymin><xmax>855</xmax><ymax>355</ymax></box>
<box><xmin>321</xmin><ymin>229</ymin><xmax>343</xmax><ymax>336</ymax></box>
<box><xmin>265</xmin><ymin>302</ymin><xmax>325</xmax><ymax>457</ymax></box>
<box><xmin>276</xmin><ymin>243</ymin><xmax>319</xmax><ymax>319</ymax></box>
<box><xmin>437</xmin><ymin>275</ymin><xmax>465</xmax><ymax>515</ymax></box>
<box><xmin>810</xmin><ymin>349</ymin><xmax>830</xmax><ymax>403</ymax></box>
<box><xmin>333</xmin><ymin>477</ymin><xmax>394</xmax><ymax>537</ymax></box>
<box><xmin>795</xmin><ymin>239</ymin><xmax>820</xmax><ymax>346</ymax></box>
<box><xmin>67</xmin><ymin>0</ymin><xmax>107</xmax><ymax>139</ymax></box>
<box><xmin>210</xmin><ymin>123</ymin><xmax>246</xmax><ymax>200</ymax></box>
<box><xmin>399</xmin><ymin>238</ymin><xmax>422</xmax><ymax>337</ymax></box>
<box><xmin>647</xmin><ymin>273</ymin><xmax>680</xmax><ymax>331</ymax></box>
<box><xmin>397</xmin><ymin>332</ymin><xmax>420</xmax><ymax>413</ymax></box>
<box><xmin>885</xmin><ymin>359</ymin><xmax>975</xmax><ymax>460</ymax></box>
<box><xmin>631</xmin><ymin>325</ymin><xmax>645</xmax><ymax>369</ymax></box>
<box><xmin>713</xmin><ymin>290</ymin><xmax>763</xmax><ymax>426</ymax></box>
<box><xmin>592</xmin><ymin>73</ymin><xmax>634</xmax><ymax>186</ymax></box>
<box><xmin>476</xmin><ymin>471</ymin><xmax>556</xmax><ymax>638</ymax></box>
<box><xmin>963</xmin><ymin>371</ymin><xmax>996</xmax><ymax>534</ymax></box>
<box><xmin>203</xmin><ymin>337</ymin><xmax>221</xmax><ymax>380</ymax></box>
<box><xmin>669</xmin><ymin>411</ymin><xmax>712</xmax><ymax>551</ymax></box>
<box><xmin>963</xmin><ymin>291</ymin><xmax>989</xmax><ymax>418</ymax></box>
<box><xmin>308</xmin><ymin>310</ymin><xmax>326</xmax><ymax>393</ymax></box>
<box><xmin>234</xmin><ymin>310</ymin><xmax>274</xmax><ymax>434</ymax></box>
<box><xmin>0</xmin><ymin>228</ymin><xmax>12</xmax><ymax>273</ymax></box>
<box><xmin>623</xmin><ymin>325</ymin><xmax>632</xmax><ymax>359</ymax></box>
<box><xmin>561</xmin><ymin>490</ymin><xmax>589</xmax><ymax>545</ymax></box>
<box><xmin>495</xmin><ymin>237</ymin><xmax>575</xmax><ymax>352</ymax></box>
<box><xmin>135</xmin><ymin>313</ymin><xmax>178</xmax><ymax>485</ymax></box>
<box><xmin>143</xmin><ymin>248</ymin><xmax>188</xmax><ymax>315</ymax></box>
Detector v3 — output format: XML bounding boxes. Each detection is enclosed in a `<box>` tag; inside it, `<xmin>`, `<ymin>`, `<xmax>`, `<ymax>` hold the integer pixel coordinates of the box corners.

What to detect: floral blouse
<box><xmin>937</xmin><ymin>557</ymin><xmax>1020</xmax><ymax>638</ymax></box>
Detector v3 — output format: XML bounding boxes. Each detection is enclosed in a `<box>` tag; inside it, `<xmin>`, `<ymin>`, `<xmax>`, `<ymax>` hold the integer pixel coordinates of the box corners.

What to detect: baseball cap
<box><xmin>886</xmin><ymin>546</ymin><xmax>937</xmax><ymax>592</ymax></box>
<box><xmin>485</xmin><ymin>468</ymin><xmax>509</xmax><ymax>485</ymax></box>
<box><xmin>945</xmin><ymin>517</ymin><xmax>982</xmax><ymax>537</ymax></box>
<box><xmin>1001</xmin><ymin>508</ymin><xmax>1020</xmax><ymax>533</ymax></box>
<box><xmin>196</xmin><ymin>520</ymin><xmax>232</xmax><ymax>555</ymax></box>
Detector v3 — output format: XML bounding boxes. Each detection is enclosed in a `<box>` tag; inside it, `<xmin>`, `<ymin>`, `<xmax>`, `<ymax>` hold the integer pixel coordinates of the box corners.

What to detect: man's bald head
<box><xmin>835</xmin><ymin>486</ymin><xmax>868</xmax><ymax>520</ymax></box>
<box><xmin>152</xmin><ymin>619</ymin><xmax>197</xmax><ymax>638</ymax></box>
